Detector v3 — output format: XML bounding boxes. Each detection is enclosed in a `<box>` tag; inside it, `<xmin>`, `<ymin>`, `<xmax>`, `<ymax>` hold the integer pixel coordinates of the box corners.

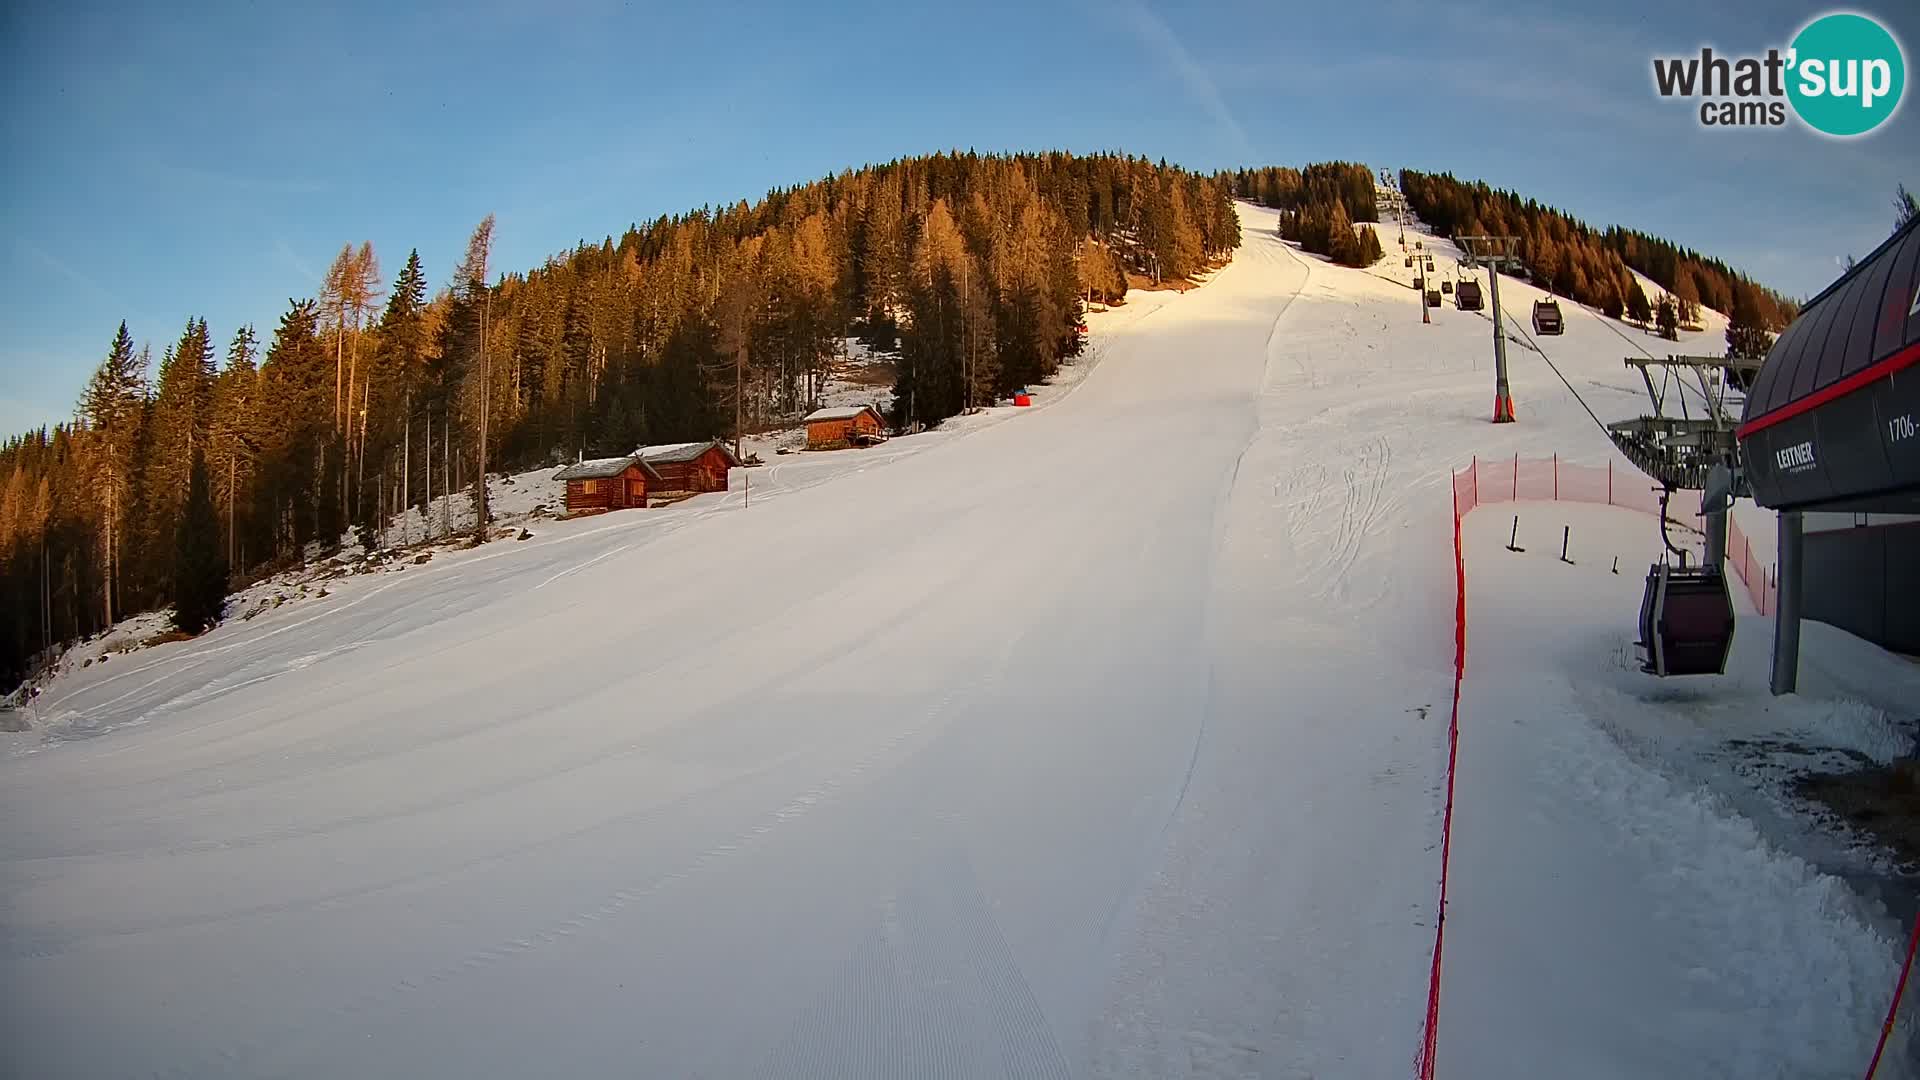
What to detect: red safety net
<box><xmin>1726</xmin><ymin>515</ymin><xmax>1779</xmax><ymax>617</ymax></box>
<box><xmin>1423</xmin><ymin>453</ymin><xmax>1780</xmax><ymax>1079</ymax></box>
<box><xmin>1447</xmin><ymin>454</ymin><xmax>1768</xmax><ymax>605</ymax></box>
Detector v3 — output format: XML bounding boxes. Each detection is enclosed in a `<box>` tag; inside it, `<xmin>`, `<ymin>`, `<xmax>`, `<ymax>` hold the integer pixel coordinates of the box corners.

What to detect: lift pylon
<box><xmin>1456</xmin><ymin>235</ymin><xmax>1522</xmax><ymax>422</ymax></box>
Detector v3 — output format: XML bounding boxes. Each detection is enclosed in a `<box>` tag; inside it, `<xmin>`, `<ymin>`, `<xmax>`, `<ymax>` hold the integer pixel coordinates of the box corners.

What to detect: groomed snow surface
<box><xmin>2</xmin><ymin>202</ymin><xmax>1912</xmax><ymax>1078</ymax></box>
<box><xmin>1444</xmin><ymin>501</ymin><xmax>1917</xmax><ymax>1079</ymax></box>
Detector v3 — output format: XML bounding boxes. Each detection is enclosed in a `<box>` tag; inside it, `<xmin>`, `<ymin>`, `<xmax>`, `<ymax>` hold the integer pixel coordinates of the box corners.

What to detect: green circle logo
<box><xmin>1787</xmin><ymin>13</ymin><xmax>1905</xmax><ymax>137</ymax></box>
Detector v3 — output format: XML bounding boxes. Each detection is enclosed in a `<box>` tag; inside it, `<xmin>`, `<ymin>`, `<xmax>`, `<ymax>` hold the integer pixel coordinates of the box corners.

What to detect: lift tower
<box><xmin>1455</xmin><ymin>235</ymin><xmax>1523</xmax><ymax>423</ymax></box>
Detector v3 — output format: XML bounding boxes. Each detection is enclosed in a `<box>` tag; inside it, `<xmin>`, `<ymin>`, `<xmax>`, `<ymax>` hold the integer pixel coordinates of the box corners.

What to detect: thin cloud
<box><xmin>20</xmin><ymin>244</ymin><xmax>123</xmax><ymax>310</ymax></box>
<box><xmin>273</xmin><ymin>238</ymin><xmax>318</xmax><ymax>284</ymax></box>
<box><xmin>1113</xmin><ymin>0</ymin><xmax>1256</xmax><ymax>161</ymax></box>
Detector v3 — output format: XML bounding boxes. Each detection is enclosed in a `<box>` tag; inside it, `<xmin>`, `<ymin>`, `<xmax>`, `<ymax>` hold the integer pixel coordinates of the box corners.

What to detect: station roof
<box><xmin>1738</xmin><ymin>216</ymin><xmax>1920</xmax><ymax>512</ymax></box>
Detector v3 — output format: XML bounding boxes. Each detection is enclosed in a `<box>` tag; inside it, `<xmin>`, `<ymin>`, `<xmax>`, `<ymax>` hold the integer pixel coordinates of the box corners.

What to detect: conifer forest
<box><xmin>0</xmin><ymin>151</ymin><xmax>1242</xmax><ymax>689</ymax></box>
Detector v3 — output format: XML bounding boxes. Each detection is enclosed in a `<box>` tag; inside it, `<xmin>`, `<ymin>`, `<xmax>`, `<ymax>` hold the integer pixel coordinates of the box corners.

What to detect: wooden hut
<box><xmin>637</xmin><ymin>441</ymin><xmax>739</xmax><ymax>495</ymax></box>
<box><xmin>803</xmin><ymin>405</ymin><xmax>887</xmax><ymax>450</ymax></box>
<box><xmin>553</xmin><ymin>455</ymin><xmax>660</xmax><ymax>514</ymax></box>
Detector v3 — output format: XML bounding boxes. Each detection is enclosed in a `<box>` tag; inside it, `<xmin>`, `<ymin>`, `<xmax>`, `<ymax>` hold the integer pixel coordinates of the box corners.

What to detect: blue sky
<box><xmin>3</xmin><ymin>0</ymin><xmax>1916</xmax><ymax>435</ymax></box>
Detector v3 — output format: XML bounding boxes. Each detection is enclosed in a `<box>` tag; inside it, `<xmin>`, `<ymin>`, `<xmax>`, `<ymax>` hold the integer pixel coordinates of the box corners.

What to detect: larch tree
<box><xmin>447</xmin><ymin>215</ymin><xmax>496</xmax><ymax>543</ymax></box>
<box><xmin>1672</xmin><ymin>270</ymin><xmax>1702</xmax><ymax>328</ymax></box>
<box><xmin>1725</xmin><ymin>284</ymin><xmax>1777</xmax><ymax>362</ymax></box>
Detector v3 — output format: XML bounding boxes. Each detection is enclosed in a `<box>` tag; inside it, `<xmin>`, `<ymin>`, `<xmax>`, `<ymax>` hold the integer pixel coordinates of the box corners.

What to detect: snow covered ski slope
<box><xmin>1</xmin><ymin>203</ymin><xmax>1902</xmax><ymax>1078</ymax></box>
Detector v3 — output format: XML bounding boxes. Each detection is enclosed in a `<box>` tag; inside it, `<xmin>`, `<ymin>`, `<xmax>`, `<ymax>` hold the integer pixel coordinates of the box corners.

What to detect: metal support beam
<box><xmin>1488</xmin><ymin>267</ymin><xmax>1513</xmax><ymax>422</ymax></box>
<box><xmin>1770</xmin><ymin>510</ymin><xmax>1803</xmax><ymax>696</ymax></box>
<box><xmin>1703</xmin><ymin>507</ymin><xmax>1727</xmax><ymax>571</ymax></box>
<box><xmin>1457</xmin><ymin>235</ymin><xmax>1520</xmax><ymax>423</ymax></box>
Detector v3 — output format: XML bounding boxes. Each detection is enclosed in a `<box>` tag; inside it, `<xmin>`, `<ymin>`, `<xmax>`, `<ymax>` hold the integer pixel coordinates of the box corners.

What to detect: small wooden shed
<box><xmin>803</xmin><ymin>405</ymin><xmax>887</xmax><ymax>450</ymax></box>
<box><xmin>553</xmin><ymin>455</ymin><xmax>660</xmax><ymax>514</ymax></box>
<box><xmin>638</xmin><ymin>441</ymin><xmax>739</xmax><ymax>495</ymax></box>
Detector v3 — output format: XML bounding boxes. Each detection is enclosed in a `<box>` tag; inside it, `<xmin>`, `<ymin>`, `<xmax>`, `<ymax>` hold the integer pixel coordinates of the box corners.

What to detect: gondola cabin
<box><xmin>1426</xmin><ymin>289</ymin><xmax>1443</xmax><ymax>307</ymax></box>
<box><xmin>1441</xmin><ymin>280</ymin><xmax>1453</xmax><ymax>295</ymax></box>
<box><xmin>1636</xmin><ymin>562</ymin><xmax>1735</xmax><ymax>676</ymax></box>
<box><xmin>553</xmin><ymin>455</ymin><xmax>659</xmax><ymax>514</ymax></box>
<box><xmin>804</xmin><ymin>405</ymin><xmax>887</xmax><ymax>450</ymax></box>
<box><xmin>1532</xmin><ymin>298</ymin><xmax>1564</xmax><ymax>335</ymax></box>
<box><xmin>1457</xmin><ymin>279</ymin><xmax>1484</xmax><ymax>310</ymax></box>
<box><xmin>637</xmin><ymin>441</ymin><xmax>739</xmax><ymax>496</ymax></box>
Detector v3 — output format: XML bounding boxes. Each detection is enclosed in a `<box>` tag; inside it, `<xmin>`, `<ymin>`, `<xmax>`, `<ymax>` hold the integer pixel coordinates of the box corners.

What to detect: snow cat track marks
<box><xmin>55</xmin><ymin>490</ymin><xmax>1025</xmax><ymax>809</ymax></box>
<box><xmin>2</xmin><ymin>737</ymin><xmax>825</xmax><ymax>960</ymax></box>
<box><xmin>944</xmin><ymin>847</ymin><xmax>1075</xmax><ymax>1080</ymax></box>
<box><xmin>140</xmin><ymin>546</ymin><xmax>1046</xmax><ymax>1078</ymax></box>
<box><xmin>6</xmin><ymin>531</ymin><xmax>1022</xmax><ymax>883</ymax></box>
<box><xmin>146</xmin><ymin>690</ymin><xmax>972</xmax><ymax>1080</ymax></box>
<box><xmin>754</xmin><ymin>845</ymin><xmax>1073</xmax><ymax>1080</ymax></box>
<box><xmin>33</xmin><ymin>512</ymin><xmax>656</xmax><ymax>724</ymax></box>
<box><xmin>1083</xmin><ymin>345</ymin><xmax>1272</xmax><ymax>1007</ymax></box>
<box><xmin>1259</xmin><ymin>237</ymin><xmax>1314</xmax><ymax>361</ymax></box>
<box><xmin>532</xmin><ymin>540</ymin><xmax>635</xmax><ymax>590</ymax></box>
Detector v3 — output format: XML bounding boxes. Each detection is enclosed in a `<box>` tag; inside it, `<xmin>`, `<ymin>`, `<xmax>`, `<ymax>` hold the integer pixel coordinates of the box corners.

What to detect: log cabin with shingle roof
<box><xmin>803</xmin><ymin>405</ymin><xmax>886</xmax><ymax>450</ymax></box>
<box><xmin>552</xmin><ymin>455</ymin><xmax>661</xmax><ymax>514</ymax></box>
<box><xmin>635</xmin><ymin>441</ymin><xmax>739</xmax><ymax>495</ymax></box>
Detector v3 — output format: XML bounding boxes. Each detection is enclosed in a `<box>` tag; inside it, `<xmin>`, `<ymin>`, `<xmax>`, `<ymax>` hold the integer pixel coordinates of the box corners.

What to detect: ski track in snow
<box><xmin>0</xmin><ymin>203</ymin><xmax>1904</xmax><ymax>1079</ymax></box>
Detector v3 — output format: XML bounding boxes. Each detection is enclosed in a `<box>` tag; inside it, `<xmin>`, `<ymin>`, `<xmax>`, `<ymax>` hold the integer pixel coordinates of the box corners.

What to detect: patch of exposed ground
<box><xmin>1795</xmin><ymin>754</ymin><xmax>1920</xmax><ymax>871</ymax></box>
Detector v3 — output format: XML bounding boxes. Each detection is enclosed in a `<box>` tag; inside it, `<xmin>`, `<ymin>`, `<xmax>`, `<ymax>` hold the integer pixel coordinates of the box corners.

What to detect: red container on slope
<box><xmin>1013</xmin><ymin>392</ymin><xmax>1032</xmax><ymax>407</ymax></box>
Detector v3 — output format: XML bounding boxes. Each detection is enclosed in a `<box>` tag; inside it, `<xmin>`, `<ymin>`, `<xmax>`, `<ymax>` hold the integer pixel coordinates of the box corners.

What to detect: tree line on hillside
<box><xmin>0</xmin><ymin>151</ymin><xmax>1241</xmax><ymax>692</ymax></box>
<box><xmin>1396</xmin><ymin>170</ymin><xmax>1797</xmax><ymax>342</ymax></box>
<box><xmin>1222</xmin><ymin>163</ymin><xmax>1385</xmax><ymax>267</ymax></box>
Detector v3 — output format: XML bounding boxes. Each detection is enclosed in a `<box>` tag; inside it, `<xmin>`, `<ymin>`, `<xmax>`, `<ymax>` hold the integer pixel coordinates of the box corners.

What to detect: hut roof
<box><xmin>804</xmin><ymin>405</ymin><xmax>882</xmax><ymax>423</ymax></box>
<box><xmin>553</xmin><ymin>455</ymin><xmax>659</xmax><ymax>482</ymax></box>
<box><xmin>637</xmin><ymin>440</ymin><xmax>740</xmax><ymax>467</ymax></box>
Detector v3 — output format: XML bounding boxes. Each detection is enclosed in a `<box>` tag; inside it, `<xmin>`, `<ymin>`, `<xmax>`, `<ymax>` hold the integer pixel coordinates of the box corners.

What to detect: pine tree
<box><xmin>147</xmin><ymin>318</ymin><xmax>216</xmax><ymax>576</ymax></box>
<box><xmin>1356</xmin><ymin>225</ymin><xmax>1385</xmax><ymax>266</ymax></box>
<box><xmin>1600</xmin><ymin>282</ymin><xmax>1625</xmax><ymax>319</ymax></box>
<box><xmin>258</xmin><ymin>298</ymin><xmax>328</xmax><ymax>560</ymax></box>
<box><xmin>893</xmin><ymin>199</ymin><xmax>969</xmax><ymax>427</ymax></box>
<box><xmin>559</xmin><ymin>290</ymin><xmax>594</xmax><ymax>450</ymax></box>
<box><xmin>171</xmin><ymin>449</ymin><xmax>227</xmax><ymax>636</ymax></box>
<box><xmin>79</xmin><ymin>322</ymin><xmax>148</xmax><ymax>624</ymax></box>
<box><xmin>1896</xmin><ymin>184</ymin><xmax>1917</xmax><ymax>233</ymax></box>
<box><xmin>1655</xmin><ymin>295</ymin><xmax>1679</xmax><ymax>340</ymax></box>
<box><xmin>1136</xmin><ymin>170</ymin><xmax>1170</xmax><ymax>283</ymax></box>
<box><xmin>208</xmin><ymin>325</ymin><xmax>261</xmax><ymax>569</ymax></box>
<box><xmin>1625</xmin><ymin>281</ymin><xmax>1653</xmax><ymax>325</ymax></box>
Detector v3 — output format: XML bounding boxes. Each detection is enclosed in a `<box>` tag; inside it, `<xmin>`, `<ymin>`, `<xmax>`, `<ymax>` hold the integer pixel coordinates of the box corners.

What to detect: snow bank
<box><xmin>1441</xmin><ymin>499</ymin><xmax>1915</xmax><ymax>1079</ymax></box>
